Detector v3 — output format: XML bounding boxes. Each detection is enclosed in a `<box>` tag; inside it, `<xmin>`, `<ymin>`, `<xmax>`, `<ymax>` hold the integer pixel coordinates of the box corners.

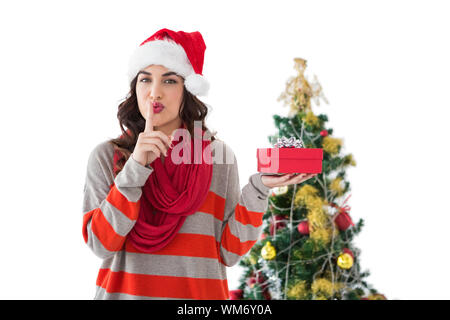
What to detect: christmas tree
<box><xmin>230</xmin><ymin>58</ymin><xmax>386</xmax><ymax>300</ymax></box>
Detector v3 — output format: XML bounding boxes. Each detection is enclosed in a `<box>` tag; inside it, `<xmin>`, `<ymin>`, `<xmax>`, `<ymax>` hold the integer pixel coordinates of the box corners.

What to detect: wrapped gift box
<box><xmin>257</xmin><ymin>147</ymin><xmax>323</xmax><ymax>175</ymax></box>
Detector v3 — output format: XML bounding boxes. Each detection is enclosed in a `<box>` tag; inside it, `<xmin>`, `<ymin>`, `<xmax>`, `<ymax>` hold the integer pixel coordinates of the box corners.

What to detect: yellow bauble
<box><xmin>261</xmin><ymin>241</ymin><xmax>276</xmax><ymax>260</ymax></box>
<box><xmin>337</xmin><ymin>253</ymin><xmax>354</xmax><ymax>269</ymax></box>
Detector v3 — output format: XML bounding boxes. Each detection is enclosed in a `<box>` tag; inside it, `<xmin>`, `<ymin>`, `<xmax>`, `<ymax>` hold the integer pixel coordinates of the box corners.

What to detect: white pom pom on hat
<box><xmin>127</xmin><ymin>28</ymin><xmax>210</xmax><ymax>97</ymax></box>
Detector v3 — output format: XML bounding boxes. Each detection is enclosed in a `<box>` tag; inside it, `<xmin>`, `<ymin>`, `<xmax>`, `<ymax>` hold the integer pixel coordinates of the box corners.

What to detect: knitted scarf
<box><xmin>113</xmin><ymin>123</ymin><xmax>213</xmax><ymax>253</ymax></box>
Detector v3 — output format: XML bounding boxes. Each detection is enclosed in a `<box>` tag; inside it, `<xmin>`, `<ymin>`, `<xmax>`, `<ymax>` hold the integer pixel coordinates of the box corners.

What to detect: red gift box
<box><xmin>257</xmin><ymin>147</ymin><xmax>323</xmax><ymax>174</ymax></box>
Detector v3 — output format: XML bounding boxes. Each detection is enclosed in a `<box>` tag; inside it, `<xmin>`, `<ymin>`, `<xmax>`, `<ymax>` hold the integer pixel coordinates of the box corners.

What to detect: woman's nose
<box><xmin>150</xmin><ymin>83</ymin><xmax>162</xmax><ymax>100</ymax></box>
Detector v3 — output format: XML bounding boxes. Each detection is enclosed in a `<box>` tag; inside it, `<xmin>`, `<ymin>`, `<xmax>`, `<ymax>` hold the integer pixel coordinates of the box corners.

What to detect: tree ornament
<box><xmin>343</xmin><ymin>153</ymin><xmax>357</xmax><ymax>167</ymax></box>
<box><xmin>247</xmin><ymin>277</ymin><xmax>257</xmax><ymax>288</ymax></box>
<box><xmin>342</xmin><ymin>248</ymin><xmax>354</xmax><ymax>259</ymax></box>
<box><xmin>286</xmin><ymin>280</ymin><xmax>308</xmax><ymax>299</ymax></box>
<box><xmin>330</xmin><ymin>177</ymin><xmax>345</xmax><ymax>196</ymax></box>
<box><xmin>297</xmin><ymin>221</ymin><xmax>310</xmax><ymax>235</ymax></box>
<box><xmin>254</xmin><ymin>272</ymin><xmax>271</xmax><ymax>300</ymax></box>
<box><xmin>247</xmin><ymin>271</ymin><xmax>267</xmax><ymax>289</ymax></box>
<box><xmin>337</xmin><ymin>253</ymin><xmax>354</xmax><ymax>270</ymax></box>
<box><xmin>311</xmin><ymin>278</ymin><xmax>342</xmax><ymax>299</ymax></box>
<box><xmin>229</xmin><ymin>289</ymin><xmax>243</xmax><ymax>300</ymax></box>
<box><xmin>273</xmin><ymin>186</ymin><xmax>289</xmax><ymax>196</ymax></box>
<box><xmin>334</xmin><ymin>210</ymin><xmax>354</xmax><ymax>231</ymax></box>
<box><xmin>256</xmin><ymin>271</ymin><xmax>267</xmax><ymax>289</ymax></box>
<box><xmin>294</xmin><ymin>184</ymin><xmax>320</xmax><ymax>207</ymax></box>
<box><xmin>320</xmin><ymin>129</ymin><xmax>328</xmax><ymax>137</ymax></box>
<box><xmin>322</xmin><ymin>136</ymin><xmax>342</xmax><ymax>155</ymax></box>
<box><xmin>262</xmin><ymin>289</ymin><xmax>272</xmax><ymax>300</ymax></box>
<box><xmin>304</xmin><ymin>111</ymin><xmax>320</xmax><ymax>128</ymax></box>
<box><xmin>330</xmin><ymin>194</ymin><xmax>355</xmax><ymax>231</ymax></box>
<box><xmin>269</xmin><ymin>215</ymin><xmax>287</xmax><ymax>236</ymax></box>
<box><xmin>261</xmin><ymin>241</ymin><xmax>277</xmax><ymax>260</ymax></box>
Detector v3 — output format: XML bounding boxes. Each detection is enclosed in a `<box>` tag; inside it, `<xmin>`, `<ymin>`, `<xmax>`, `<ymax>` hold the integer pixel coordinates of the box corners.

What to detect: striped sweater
<box><xmin>81</xmin><ymin>138</ymin><xmax>271</xmax><ymax>300</ymax></box>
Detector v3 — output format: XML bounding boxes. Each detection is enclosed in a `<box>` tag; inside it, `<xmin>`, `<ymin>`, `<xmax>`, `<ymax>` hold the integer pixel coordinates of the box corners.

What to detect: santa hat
<box><xmin>127</xmin><ymin>28</ymin><xmax>210</xmax><ymax>96</ymax></box>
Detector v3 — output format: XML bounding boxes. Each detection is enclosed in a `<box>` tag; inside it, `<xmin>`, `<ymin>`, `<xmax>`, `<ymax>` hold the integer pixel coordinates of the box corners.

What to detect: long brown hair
<box><xmin>108</xmin><ymin>73</ymin><xmax>216</xmax><ymax>174</ymax></box>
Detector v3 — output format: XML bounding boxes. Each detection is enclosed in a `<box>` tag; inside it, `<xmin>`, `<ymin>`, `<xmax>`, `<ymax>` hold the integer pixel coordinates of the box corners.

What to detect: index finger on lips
<box><xmin>145</xmin><ymin>101</ymin><xmax>154</xmax><ymax>133</ymax></box>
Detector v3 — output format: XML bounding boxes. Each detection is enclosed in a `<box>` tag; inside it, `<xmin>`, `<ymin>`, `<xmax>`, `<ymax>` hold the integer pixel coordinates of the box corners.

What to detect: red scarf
<box><xmin>113</xmin><ymin>123</ymin><xmax>213</xmax><ymax>253</ymax></box>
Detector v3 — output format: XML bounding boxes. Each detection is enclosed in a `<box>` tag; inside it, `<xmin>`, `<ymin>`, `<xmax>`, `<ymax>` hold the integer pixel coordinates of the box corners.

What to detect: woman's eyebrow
<box><xmin>138</xmin><ymin>71</ymin><xmax>178</xmax><ymax>77</ymax></box>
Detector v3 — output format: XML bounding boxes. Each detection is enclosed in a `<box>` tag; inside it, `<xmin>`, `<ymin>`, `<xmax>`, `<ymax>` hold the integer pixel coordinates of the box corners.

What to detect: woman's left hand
<box><xmin>261</xmin><ymin>172</ymin><xmax>318</xmax><ymax>189</ymax></box>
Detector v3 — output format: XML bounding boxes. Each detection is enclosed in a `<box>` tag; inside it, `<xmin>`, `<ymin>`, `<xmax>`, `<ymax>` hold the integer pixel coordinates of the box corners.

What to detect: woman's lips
<box><xmin>153</xmin><ymin>105</ymin><xmax>164</xmax><ymax>113</ymax></box>
<box><xmin>153</xmin><ymin>102</ymin><xmax>165</xmax><ymax>114</ymax></box>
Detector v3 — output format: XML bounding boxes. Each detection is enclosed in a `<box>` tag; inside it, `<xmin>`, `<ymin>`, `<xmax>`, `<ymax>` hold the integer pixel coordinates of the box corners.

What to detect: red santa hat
<box><xmin>127</xmin><ymin>28</ymin><xmax>210</xmax><ymax>96</ymax></box>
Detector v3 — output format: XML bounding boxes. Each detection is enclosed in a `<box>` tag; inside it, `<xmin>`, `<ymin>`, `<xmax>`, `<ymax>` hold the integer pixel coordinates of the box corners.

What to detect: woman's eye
<box><xmin>140</xmin><ymin>78</ymin><xmax>177</xmax><ymax>84</ymax></box>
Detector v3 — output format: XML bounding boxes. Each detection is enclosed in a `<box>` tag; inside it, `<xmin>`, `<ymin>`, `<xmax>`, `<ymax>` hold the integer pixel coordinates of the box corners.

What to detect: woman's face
<box><xmin>135</xmin><ymin>64</ymin><xmax>185</xmax><ymax>134</ymax></box>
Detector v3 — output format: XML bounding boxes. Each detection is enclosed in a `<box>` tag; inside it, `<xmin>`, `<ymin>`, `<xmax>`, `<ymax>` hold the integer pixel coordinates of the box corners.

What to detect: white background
<box><xmin>0</xmin><ymin>0</ymin><xmax>448</xmax><ymax>300</ymax></box>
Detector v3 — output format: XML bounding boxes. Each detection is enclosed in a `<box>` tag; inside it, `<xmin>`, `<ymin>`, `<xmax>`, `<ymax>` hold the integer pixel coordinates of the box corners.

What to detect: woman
<box><xmin>82</xmin><ymin>28</ymin><xmax>317</xmax><ymax>300</ymax></box>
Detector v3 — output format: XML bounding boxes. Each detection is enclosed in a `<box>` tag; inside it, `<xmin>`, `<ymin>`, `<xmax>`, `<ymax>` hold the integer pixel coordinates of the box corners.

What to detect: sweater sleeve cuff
<box><xmin>114</xmin><ymin>155</ymin><xmax>154</xmax><ymax>188</ymax></box>
<box><xmin>250</xmin><ymin>173</ymin><xmax>271</xmax><ymax>199</ymax></box>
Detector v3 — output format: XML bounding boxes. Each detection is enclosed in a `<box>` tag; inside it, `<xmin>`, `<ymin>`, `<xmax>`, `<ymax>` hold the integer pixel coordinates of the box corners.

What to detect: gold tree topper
<box><xmin>277</xmin><ymin>58</ymin><xmax>329</xmax><ymax>117</ymax></box>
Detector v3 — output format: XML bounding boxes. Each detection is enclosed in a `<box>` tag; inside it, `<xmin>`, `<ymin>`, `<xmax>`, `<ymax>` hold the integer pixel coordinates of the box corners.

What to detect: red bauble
<box><xmin>334</xmin><ymin>210</ymin><xmax>355</xmax><ymax>231</ymax></box>
<box><xmin>256</xmin><ymin>272</ymin><xmax>270</xmax><ymax>299</ymax></box>
<box><xmin>257</xmin><ymin>271</ymin><xmax>266</xmax><ymax>285</ymax></box>
<box><xmin>247</xmin><ymin>277</ymin><xmax>257</xmax><ymax>288</ymax></box>
<box><xmin>247</xmin><ymin>272</ymin><xmax>270</xmax><ymax>299</ymax></box>
<box><xmin>262</xmin><ymin>289</ymin><xmax>272</xmax><ymax>300</ymax></box>
<box><xmin>297</xmin><ymin>221</ymin><xmax>310</xmax><ymax>235</ymax></box>
<box><xmin>260</xmin><ymin>232</ymin><xmax>267</xmax><ymax>240</ymax></box>
<box><xmin>342</xmin><ymin>248</ymin><xmax>354</xmax><ymax>259</ymax></box>
<box><xmin>252</xmin><ymin>271</ymin><xmax>265</xmax><ymax>284</ymax></box>
<box><xmin>229</xmin><ymin>289</ymin><xmax>243</xmax><ymax>300</ymax></box>
<box><xmin>269</xmin><ymin>215</ymin><xmax>287</xmax><ymax>236</ymax></box>
<box><xmin>247</xmin><ymin>271</ymin><xmax>267</xmax><ymax>289</ymax></box>
<box><xmin>320</xmin><ymin>130</ymin><xmax>328</xmax><ymax>137</ymax></box>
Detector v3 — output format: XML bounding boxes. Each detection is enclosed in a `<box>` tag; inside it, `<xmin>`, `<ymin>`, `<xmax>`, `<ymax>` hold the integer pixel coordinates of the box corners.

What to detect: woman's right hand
<box><xmin>131</xmin><ymin>102</ymin><xmax>172</xmax><ymax>167</ymax></box>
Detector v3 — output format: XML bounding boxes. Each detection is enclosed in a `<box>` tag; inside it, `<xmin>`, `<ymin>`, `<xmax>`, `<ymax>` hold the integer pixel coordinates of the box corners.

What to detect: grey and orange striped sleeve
<box><xmin>81</xmin><ymin>141</ymin><xmax>153</xmax><ymax>259</ymax></box>
<box><xmin>219</xmin><ymin>146</ymin><xmax>271</xmax><ymax>267</ymax></box>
